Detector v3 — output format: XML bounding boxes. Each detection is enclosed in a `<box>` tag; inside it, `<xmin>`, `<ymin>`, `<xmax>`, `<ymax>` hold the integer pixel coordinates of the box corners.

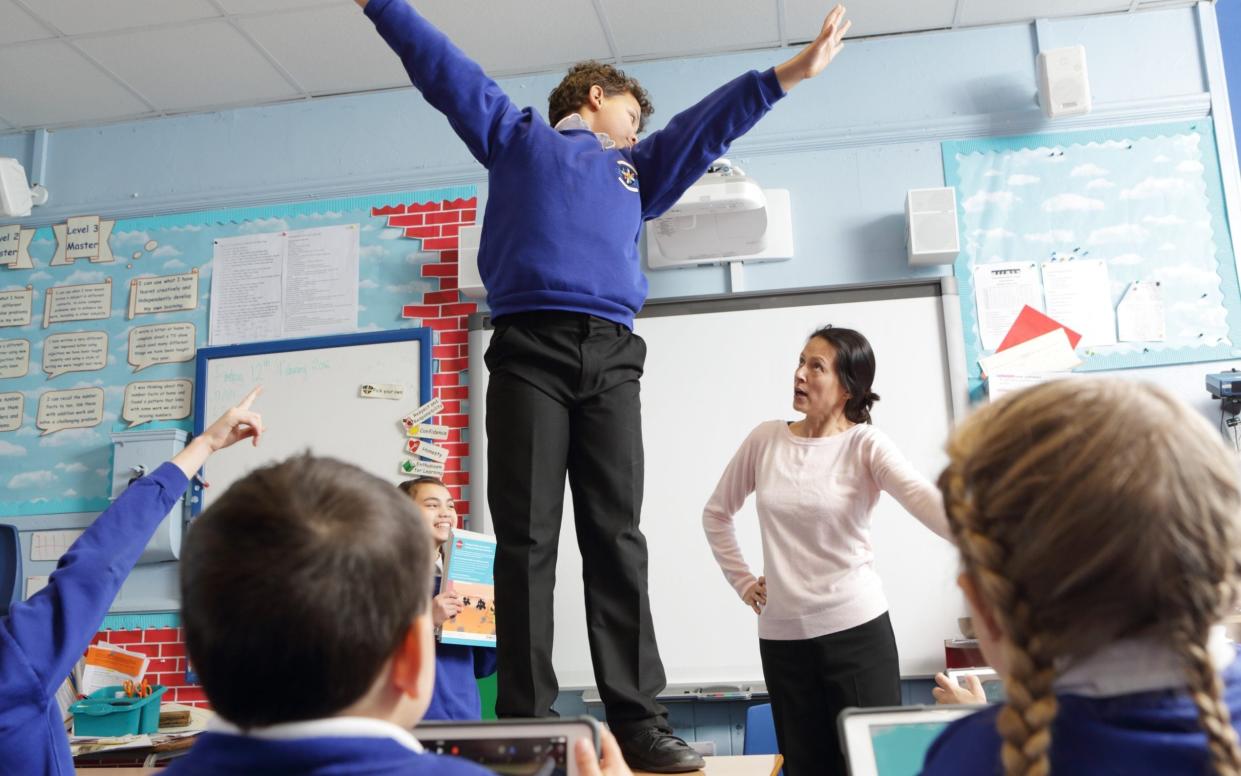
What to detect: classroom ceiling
<box><xmin>0</xmin><ymin>0</ymin><xmax>1198</xmax><ymax>134</ymax></box>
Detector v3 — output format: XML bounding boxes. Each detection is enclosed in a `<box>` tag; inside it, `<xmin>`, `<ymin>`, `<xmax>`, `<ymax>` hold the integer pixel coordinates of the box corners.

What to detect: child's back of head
<box><xmin>938</xmin><ymin>378</ymin><xmax>1241</xmax><ymax>776</ymax></box>
<box><xmin>180</xmin><ymin>453</ymin><xmax>433</xmax><ymax>728</ymax></box>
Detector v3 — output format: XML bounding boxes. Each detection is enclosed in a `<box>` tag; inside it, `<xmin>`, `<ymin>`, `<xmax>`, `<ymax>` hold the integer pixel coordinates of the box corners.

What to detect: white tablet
<box><xmin>946</xmin><ymin>667</ymin><xmax>1004</xmax><ymax>702</ymax></box>
<box><xmin>839</xmin><ymin>705</ymin><xmax>982</xmax><ymax>776</ymax></box>
<box><xmin>415</xmin><ymin>717</ymin><xmax>601</xmax><ymax>776</ymax></box>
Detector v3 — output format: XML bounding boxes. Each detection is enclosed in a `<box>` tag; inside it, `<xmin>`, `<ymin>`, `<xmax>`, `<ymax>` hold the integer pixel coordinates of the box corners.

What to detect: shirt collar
<box><xmin>554</xmin><ymin>113</ymin><xmax>616</xmax><ymax>150</ymax></box>
<box><xmin>209</xmin><ymin>715</ymin><xmax>424</xmax><ymax>753</ymax></box>
<box><xmin>1053</xmin><ymin>624</ymin><xmax>1236</xmax><ymax>698</ymax></box>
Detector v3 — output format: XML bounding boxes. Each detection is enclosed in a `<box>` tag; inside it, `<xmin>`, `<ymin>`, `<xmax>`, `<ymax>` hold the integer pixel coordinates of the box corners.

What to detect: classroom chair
<box><xmin>743</xmin><ymin>703</ymin><xmax>778</xmax><ymax>755</ymax></box>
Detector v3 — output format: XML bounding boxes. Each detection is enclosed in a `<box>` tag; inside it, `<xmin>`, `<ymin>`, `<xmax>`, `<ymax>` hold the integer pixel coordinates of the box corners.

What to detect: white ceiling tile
<box><xmin>0</xmin><ymin>0</ymin><xmax>54</xmax><ymax>44</ymax></box>
<box><xmin>416</xmin><ymin>0</ymin><xmax>612</xmax><ymax>73</ymax></box>
<box><xmin>785</xmin><ymin>0</ymin><xmax>957</xmax><ymax>39</ymax></box>
<box><xmin>22</xmin><ymin>0</ymin><xmax>220</xmax><ymax>36</ymax></box>
<box><xmin>601</xmin><ymin>0</ymin><xmax>779</xmax><ymax>59</ymax></box>
<box><xmin>75</xmin><ymin>21</ymin><xmax>301</xmax><ymax>113</ymax></box>
<box><xmin>958</xmin><ymin>0</ymin><xmax>1131</xmax><ymax>27</ymax></box>
<box><xmin>218</xmin><ymin>0</ymin><xmax>338</xmax><ymax>12</ymax></box>
<box><xmin>239</xmin><ymin>4</ymin><xmax>409</xmax><ymax>94</ymax></box>
<box><xmin>0</xmin><ymin>40</ymin><xmax>150</xmax><ymax>127</ymax></box>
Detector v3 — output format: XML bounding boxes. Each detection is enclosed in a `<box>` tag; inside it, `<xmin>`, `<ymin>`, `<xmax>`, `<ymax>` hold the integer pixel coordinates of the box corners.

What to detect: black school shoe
<box><xmin>616</xmin><ymin>727</ymin><xmax>706</xmax><ymax>773</ymax></box>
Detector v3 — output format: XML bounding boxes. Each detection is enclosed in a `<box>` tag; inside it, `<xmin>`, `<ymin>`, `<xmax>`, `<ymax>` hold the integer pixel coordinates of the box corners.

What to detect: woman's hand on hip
<box><xmin>742</xmin><ymin>576</ymin><xmax>767</xmax><ymax>615</ymax></box>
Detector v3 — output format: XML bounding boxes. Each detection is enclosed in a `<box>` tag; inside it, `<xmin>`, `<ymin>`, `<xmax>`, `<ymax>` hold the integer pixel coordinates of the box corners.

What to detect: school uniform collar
<box><xmin>209</xmin><ymin>715</ymin><xmax>424</xmax><ymax>753</ymax></box>
<box><xmin>1053</xmin><ymin>624</ymin><xmax>1236</xmax><ymax>698</ymax></box>
<box><xmin>554</xmin><ymin>113</ymin><xmax>616</xmax><ymax>150</ymax></box>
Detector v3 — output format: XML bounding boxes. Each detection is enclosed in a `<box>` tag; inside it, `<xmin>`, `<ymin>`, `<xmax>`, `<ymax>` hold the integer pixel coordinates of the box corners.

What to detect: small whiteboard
<box><xmin>193</xmin><ymin>328</ymin><xmax>431</xmax><ymax>513</ymax></box>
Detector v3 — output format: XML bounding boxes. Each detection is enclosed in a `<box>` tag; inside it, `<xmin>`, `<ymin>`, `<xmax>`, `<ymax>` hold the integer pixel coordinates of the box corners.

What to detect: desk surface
<box><xmin>79</xmin><ymin>754</ymin><xmax>781</xmax><ymax>776</ymax></box>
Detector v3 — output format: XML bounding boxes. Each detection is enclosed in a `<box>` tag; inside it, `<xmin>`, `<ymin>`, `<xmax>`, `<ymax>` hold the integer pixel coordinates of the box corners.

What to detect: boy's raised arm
<box><xmin>630</xmin><ymin>4</ymin><xmax>850</xmax><ymax>219</ymax></box>
<box><xmin>357</xmin><ymin>0</ymin><xmax>526</xmax><ymax>167</ymax></box>
<box><xmin>0</xmin><ymin>388</ymin><xmax>263</xmax><ymax>711</ymax></box>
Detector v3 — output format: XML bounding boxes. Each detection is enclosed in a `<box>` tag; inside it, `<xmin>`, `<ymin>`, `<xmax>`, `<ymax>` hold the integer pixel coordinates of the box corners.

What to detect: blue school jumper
<box><xmin>364</xmin><ymin>0</ymin><xmax>786</xmax><ymax>329</ymax></box>
<box><xmin>0</xmin><ymin>463</ymin><xmax>187</xmax><ymax>776</ymax></box>
<box><xmin>163</xmin><ymin>729</ymin><xmax>490</xmax><ymax>775</ymax></box>
<box><xmin>921</xmin><ymin>659</ymin><xmax>1241</xmax><ymax>775</ymax></box>
<box><xmin>426</xmin><ymin>577</ymin><xmax>498</xmax><ymax>721</ymax></box>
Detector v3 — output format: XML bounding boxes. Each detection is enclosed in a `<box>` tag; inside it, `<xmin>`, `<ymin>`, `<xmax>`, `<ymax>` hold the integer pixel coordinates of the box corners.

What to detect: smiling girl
<box><xmin>701</xmin><ymin>326</ymin><xmax>951</xmax><ymax>776</ymax></box>
<box><xmin>399</xmin><ymin>477</ymin><xmax>498</xmax><ymax>721</ymax></box>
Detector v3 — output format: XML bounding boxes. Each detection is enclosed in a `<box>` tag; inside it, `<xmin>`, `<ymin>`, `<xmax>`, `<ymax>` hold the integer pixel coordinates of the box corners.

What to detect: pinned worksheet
<box><xmin>973</xmin><ymin>263</ymin><xmax>1043</xmax><ymax>351</ymax></box>
<box><xmin>1117</xmin><ymin>281</ymin><xmax>1166</xmax><ymax>342</ymax></box>
<box><xmin>1040</xmin><ymin>259</ymin><xmax>1117</xmax><ymax>347</ymax></box>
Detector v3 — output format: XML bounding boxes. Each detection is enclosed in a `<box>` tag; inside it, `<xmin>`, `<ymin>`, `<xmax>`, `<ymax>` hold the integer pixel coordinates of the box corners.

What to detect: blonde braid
<box><xmin>942</xmin><ymin>468</ymin><xmax>1059</xmax><ymax>776</ymax></box>
<box><xmin>1178</xmin><ymin>632</ymin><xmax>1241</xmax><ymax>776</ymax></box>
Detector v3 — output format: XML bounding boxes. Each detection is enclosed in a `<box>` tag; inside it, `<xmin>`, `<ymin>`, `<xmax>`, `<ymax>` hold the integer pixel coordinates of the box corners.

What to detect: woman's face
<box><xmin>793</xmin><ymin>337</ymin><xmax>850</xmax><ymax>418</ymax></box>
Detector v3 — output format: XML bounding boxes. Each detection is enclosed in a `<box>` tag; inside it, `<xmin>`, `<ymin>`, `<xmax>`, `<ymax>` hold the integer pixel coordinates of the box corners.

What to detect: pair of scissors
<box><xmin>122</xmin><ymin>679</ymin><xmax>152</xmax><ymax>698</ymax></box>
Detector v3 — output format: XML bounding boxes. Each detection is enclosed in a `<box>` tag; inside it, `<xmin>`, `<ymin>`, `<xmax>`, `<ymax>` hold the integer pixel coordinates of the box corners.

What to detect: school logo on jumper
<box><xmin>616</xmin><ymin>161</ymin><xmax>639</xmax><ymax>193</ymax></box>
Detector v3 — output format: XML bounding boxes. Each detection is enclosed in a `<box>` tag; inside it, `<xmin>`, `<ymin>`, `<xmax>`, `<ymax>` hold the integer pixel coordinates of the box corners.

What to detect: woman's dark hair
<box><xmin>808</xmin><ymin>325</ymin><xmax>880</xmax><ymax>424</ymax></box>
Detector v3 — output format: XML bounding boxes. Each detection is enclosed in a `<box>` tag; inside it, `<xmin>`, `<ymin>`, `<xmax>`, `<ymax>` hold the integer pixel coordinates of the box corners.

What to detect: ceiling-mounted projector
<box><xmin>661</xmin><ymin>159</ymin><xmax>766</xmax><ymax>217</ymax></box>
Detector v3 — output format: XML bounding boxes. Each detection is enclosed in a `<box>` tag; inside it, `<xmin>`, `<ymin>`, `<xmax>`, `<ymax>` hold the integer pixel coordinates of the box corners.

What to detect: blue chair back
<box><xmin>743</xmin><ymin>702</ymin><xmax>778</xmax><ymax>755</ymax></box>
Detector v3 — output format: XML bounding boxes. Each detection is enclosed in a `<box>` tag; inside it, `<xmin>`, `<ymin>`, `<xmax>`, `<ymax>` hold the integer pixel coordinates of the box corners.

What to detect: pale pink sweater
<box><xmin>702</xmin><ymin>420</ymin><xmax>951</xmax><ymax>641</ymax></box>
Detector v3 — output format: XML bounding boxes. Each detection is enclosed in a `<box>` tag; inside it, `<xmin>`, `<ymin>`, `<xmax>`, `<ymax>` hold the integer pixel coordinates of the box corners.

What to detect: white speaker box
<box><xmin>906</xmin><ymin>187</ymin><xmax>960</xmax><ymax>266</ymax></box>
<box><xmin>1037</xmin><ymin>45</ymin><xmax>1091</xmax><ymax>119</ymax></box>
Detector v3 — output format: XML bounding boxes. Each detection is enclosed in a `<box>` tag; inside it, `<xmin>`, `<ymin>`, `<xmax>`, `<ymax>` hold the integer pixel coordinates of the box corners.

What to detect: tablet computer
<box><xmin>415</xmin><ymin>716</ymin><xmax>601</xmax><ymax>776</ymax></box>
<box><xmin>946</xmin><ymin>667</ymin><xmax>1004</xmax><ymax>702</ymax></box>
<box><xmin>839</xmin><ymin>704</ymin><xmax>982</xmax><ymax>776</ymax></box>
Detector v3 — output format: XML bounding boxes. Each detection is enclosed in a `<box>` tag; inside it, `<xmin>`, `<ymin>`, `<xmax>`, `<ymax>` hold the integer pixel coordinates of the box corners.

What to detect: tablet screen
<box><xmin>421</xmin><ymin>733</ymin><xmax>571</xmax><ymax>776</ymax></box>
<box><xmin>868</xmin><ymin>721</ymin><xmax>954</xmax><ymax>776</ymax></box>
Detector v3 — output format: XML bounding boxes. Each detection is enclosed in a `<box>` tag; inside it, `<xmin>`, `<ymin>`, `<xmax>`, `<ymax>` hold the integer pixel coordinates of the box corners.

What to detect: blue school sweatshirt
<box><xmin>163</xmin><ymin>732</ymin><xmax>490</xmax><ymax>776</ymax></box>
<box><xmin>0</xmin><ymin>463</ymin><xmax>187</xmax><ymax>776</ymax></box>
<box><xmin>921</xmin><ymin>658</ymin><xmax>1241</xmax><ymax>775</ymax></box>
<box><xmin>426</xmin><ymin>577</ymin><xmax>498</xmax><ymax>721</ymax></box>
<box><xmin>365</xmin><ymin>0</ymin><xmax>786</xmax><ymax>329</ymax></box>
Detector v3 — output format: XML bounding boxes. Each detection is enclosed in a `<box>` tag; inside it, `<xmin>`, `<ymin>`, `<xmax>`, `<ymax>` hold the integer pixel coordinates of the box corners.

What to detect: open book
<box><xmin>438</xmin><ymin>528</ymin><xmax>497</xmax><ymax>648</ymax></box>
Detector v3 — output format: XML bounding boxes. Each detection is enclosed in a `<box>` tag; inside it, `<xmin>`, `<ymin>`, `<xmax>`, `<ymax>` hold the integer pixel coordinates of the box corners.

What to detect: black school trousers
<box><xmin>485</xmin><ymin>310</ymin><xmax>669</xmax><ymax>736</ymax></box>
<box><xmin>759</xmin><ymin>612</ymin><xmax>901</xmax><ymax>776</ymax></box>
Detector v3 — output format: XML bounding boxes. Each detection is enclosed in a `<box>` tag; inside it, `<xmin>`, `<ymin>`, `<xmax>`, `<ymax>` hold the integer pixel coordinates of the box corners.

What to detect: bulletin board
<box><xmin>942</xmin><ymin>120</ymin><xmax>1241</xmax><ymax>397</ymax></box>
<box><xmin>0</xmin><ymin>184</ymin><xmax>476</xmax><ymax>517</ymax></box>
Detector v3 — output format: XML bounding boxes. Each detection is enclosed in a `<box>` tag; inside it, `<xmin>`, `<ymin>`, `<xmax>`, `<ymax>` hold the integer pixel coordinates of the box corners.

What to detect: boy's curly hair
<box><xmin>548</xmin><ymin>61</ymin><xmax>653</xmax><ymax>133</ymax></box>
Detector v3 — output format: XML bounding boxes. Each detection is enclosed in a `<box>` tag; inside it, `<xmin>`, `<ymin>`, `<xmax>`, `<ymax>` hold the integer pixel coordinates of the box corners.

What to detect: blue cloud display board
<box><xmin>942</xmin><ymin>120</ymin><xmax>1241</xmax><ymax>397</ymax></box>
<box><xmin>0</xmin><ymin>185</ymin><xmax>474</xmax><ymax>517</ymax></box>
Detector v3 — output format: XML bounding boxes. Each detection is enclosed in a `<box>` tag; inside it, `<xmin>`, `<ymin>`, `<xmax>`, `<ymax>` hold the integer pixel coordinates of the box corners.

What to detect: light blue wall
<box><xmin>0</xmin><ymin>6</ymin><xmax>1215</xmax><ymax>304</ymax></box>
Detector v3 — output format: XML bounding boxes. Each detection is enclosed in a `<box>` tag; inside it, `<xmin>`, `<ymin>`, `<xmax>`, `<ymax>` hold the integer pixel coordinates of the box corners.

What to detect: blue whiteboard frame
<box><xmin>191</xmin><ymin>327</ymin><xmax>433</xmax><ymax>512</ymax></box>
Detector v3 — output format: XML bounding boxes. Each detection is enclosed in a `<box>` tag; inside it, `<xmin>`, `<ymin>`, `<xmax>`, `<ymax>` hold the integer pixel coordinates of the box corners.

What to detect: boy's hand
<box><xmin>354</xmin><ymin>0</ymin><xmax>368</xmax><ymax>7</ymax></box>
<box><xmin>433</xmin><ymin>591</ymin><xmax>462</xmax><ymax>626</ymax></box>
<box><xmin>575</xmin><ymin>729</ymin><xmax>634</xmax><ymax>776</ymax></box>
<box><xmin>775</xmin><ymin>4</ymin><xmax>851</xmax><ymax>92</ymax></box>
<box><xmin>932</xmin><ymin>672</ymin><xmax>987</xmax><ymax>705</ymax></box>
<box><xmin>742</xmin><ymin>576</ymin><xmax>767</xmax><ymax>615</ymax></box>
<box><xmin>171</xmin><ymin>387</ymin><xmax>264</xmax><ymax>480</ymax></box>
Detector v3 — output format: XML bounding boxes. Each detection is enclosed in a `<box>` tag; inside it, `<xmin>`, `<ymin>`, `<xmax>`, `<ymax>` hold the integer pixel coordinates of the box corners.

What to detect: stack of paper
<box><xmin>81</xmin><ymin>643</ymin><xmax>149</xmax><ymax>696</ymax></box>
<box><xmin>982</xmin><ymin>306</ymin><xmax>1082</xmax><ymax>401</ymax></box>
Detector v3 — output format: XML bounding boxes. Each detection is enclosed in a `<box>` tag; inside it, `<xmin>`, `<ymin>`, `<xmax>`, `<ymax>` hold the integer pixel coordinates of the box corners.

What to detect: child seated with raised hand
<box><xmin>398</xmin><ymin>476</ymin><xmax>498</xmax><ymax>721</ymax></box>
<box><xmin>165</xmin><ymin>455</ymin><xmax>632</xmax><ymax>776</ymax></box>
<box><xmin>0</xmin><ymin>387</ymin><xmax>264</xmax><ymax>775</ymax></box>
<box><xmin>922</xmin><ymin>378</ymin><xmax>1241</xmax><ymax>776</ymax></box>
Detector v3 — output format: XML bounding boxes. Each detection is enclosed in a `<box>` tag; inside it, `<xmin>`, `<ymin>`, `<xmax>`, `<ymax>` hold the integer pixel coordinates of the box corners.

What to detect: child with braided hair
<box><xmin>922</xmin><ymin>378</ymin><xmax>1241</xmax><ymax>776</ymax></box>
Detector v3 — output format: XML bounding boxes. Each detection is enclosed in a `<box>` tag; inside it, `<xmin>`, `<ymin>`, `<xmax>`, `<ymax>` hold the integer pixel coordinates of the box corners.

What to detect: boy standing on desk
<box><xmin>356</xmin><ymin>1</ymin><xmax>851</xmax><ymax>769</ymax></box>
<box><xmin>0</xmin><ymin>388</ymin><xmax>264</xmax><ymax>775</ymax></box>
<box><xmin>398</xmin><ymin>476</ymin><xmax>498</xmax><ymax>721</ymax></box>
